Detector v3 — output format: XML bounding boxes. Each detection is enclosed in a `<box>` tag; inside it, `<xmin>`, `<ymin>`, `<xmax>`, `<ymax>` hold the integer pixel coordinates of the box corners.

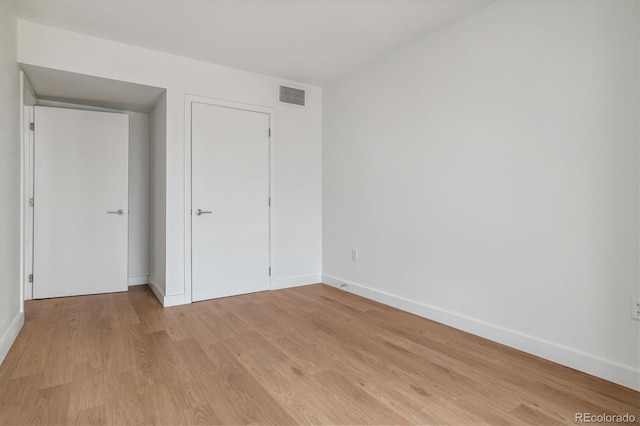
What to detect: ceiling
<box><xmin>22</xmin><ymin>64</ymin><xmax>166</xmax><ymax>113</ymax></box>
<box><xmin>14</xmin><ymin>0</ymin><xmax>493</xmax><ymax>86</ymax></box>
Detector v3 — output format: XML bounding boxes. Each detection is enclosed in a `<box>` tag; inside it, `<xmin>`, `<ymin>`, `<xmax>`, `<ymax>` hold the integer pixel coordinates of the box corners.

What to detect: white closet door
<box><xmin>33</xmin><ymin>106</ymin><xmax>129</xmax><ymax>299</ymax></box>
<box><xmin>191</xmin><ymin>102</ymin><xmax>270</xmax><ymax>302</ymax></box>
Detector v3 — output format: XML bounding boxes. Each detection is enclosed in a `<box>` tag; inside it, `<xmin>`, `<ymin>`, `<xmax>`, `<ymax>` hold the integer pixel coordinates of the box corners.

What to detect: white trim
<box><xmin>272</xmin><ymin>274</ymin><xmax>321</xmax><ymax>290</ymax></box>
<box><xmin>184</xmin><ymin>95</ymin><xmax>276</xmax><ymax>303</ymax></box>
<box><xmin>322</xmin><ymin>274</ymin><xmax>640</xmax><ymax>391</ymax></box>
<box><xmin>128</xmin><ymin>275</ymin><xmax>149</xmax><ymax>286</ymax></box>
<box><xmin>147</xmin><ymin>281</ymin><xmax>187</xmax><ymax>307</ymax></box>
<box><xmin>148</xmin><ymin>280</ymin><xmax>165</xmax><ymax>305</ymax></box>
<box><xmin>0</xmin><ymin>313</ymin><xmax>24</xmax><ymax>366</ymax></box>
<box><xmin>20</xmin><ymin>72</ymin><xmax>36</xmax><ymax>303</ymax></box>
<box><xmin>19</xmin><ymin>72</ymin><xmax>25</xmax><ymax>308</ymax></box>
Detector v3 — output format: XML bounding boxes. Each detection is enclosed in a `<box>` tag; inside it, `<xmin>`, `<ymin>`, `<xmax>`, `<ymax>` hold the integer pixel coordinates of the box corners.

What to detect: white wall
<box><xmin>0</xmin><ymin>0</ymin><xmax>24</xmax><ymax>364</ymax></box>
<box><xmin>16</xmin><ymin>20</ymin><xmax>322</xmax><ymax>304</ymax></box>
<box><xmin>127</xmin><ymin>111</ymin><xmax>150</xmax><ymax>285</ymax></box>
<box><xmin>323</xmin><ymin>0</ymin><xmax>639</xmax><ymax>390</ymax></box>
<box><xmin>272</xmin><ymin>102</ymin><xmax>323</xmax><ymax>288</ymax></box>
<box><xmin>149</xmin><ymin>92</ymin><xmax>167</xmax><ymax>294</ymax></box>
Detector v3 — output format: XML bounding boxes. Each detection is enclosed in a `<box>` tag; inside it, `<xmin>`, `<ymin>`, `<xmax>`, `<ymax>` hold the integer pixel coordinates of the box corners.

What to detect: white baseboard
<box><xmin>322</xmin><ymin>274</ymin><xmax>640</xmax><ymax>391</ymax></box>
<box><xmin>128</xmin><ymin>275</ymin><xmax>149</xmax><ymax>286</ymax></box>
<box><xmin>0</xmin><ymin>312</ymin><xmax>25</xmax><ymax>367</ymax></box>
<box><xmin>147</xmin><ymin>280</ymin><xmax>165</xmax><ymax>305</ymax></box>
<box><xmin>272</xmin><ymin>274</ymin><xmax>321</xmax><ymax>290</ymax></box>
<box><xmin>147</xmin><ymin>281</ymin><xmax>190</xmax><ymax>307</ymax></box>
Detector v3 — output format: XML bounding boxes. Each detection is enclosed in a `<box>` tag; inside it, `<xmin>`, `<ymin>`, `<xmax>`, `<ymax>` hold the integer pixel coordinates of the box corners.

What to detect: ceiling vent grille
<box><xmin>279</xmin><ymin>85</ymin><xmax>305</xmax><ymax>107</ymax></box>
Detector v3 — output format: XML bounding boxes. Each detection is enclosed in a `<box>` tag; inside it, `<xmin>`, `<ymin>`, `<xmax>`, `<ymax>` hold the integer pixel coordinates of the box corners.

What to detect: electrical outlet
<box><xmin>632</xmin><ymin>298</ymin><xmax>640</xmax><ymax>321</ymax></box>
<box><xmin>352</xmin><ymin>248</ymin><xmax>359</xmax><ymax>261</ymax></box>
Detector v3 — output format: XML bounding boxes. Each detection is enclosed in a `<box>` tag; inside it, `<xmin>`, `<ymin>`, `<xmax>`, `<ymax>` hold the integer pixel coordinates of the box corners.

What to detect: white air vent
<box><xmin>279</xmin><ymin>85</ymin><xmax>306</xmax><ymax>107</ymax></box>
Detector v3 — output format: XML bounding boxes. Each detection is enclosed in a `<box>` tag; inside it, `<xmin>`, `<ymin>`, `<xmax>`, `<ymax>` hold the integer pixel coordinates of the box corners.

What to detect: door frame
<box><xmin>21</xmin><ymin>71</ymin><xmax>36</xmax><ymax>302</ymax></box>
<box><xmin>184</xmin><ymin>95</ymin><xmax>276</xmax><ymax>303</ymax></box>
<box><xmin>32</xmin><ymin>106</ymin><xmax>130</xmax><ymax>299</ymax></box>
<box><xmin>22</xmin><ymin>97</ymin><xmax>134</xmax><ymax>300</ymax></box>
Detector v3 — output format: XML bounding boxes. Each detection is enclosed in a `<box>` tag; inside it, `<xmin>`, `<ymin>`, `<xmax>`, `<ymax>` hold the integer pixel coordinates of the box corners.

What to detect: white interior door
<box><xmin>191</xmin><ymin>102</ymin><xmax>270</xmax><ymax>302</ymax></box>
<box><xmin>33</xmin><ymin>106</ymin><xmax>129</xmax><ymax>299</ymax></box>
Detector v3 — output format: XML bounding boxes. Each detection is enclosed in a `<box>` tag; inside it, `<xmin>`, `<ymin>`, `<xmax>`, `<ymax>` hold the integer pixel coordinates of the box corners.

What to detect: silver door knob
<box><xmin>107</xmin><ymin>209</ymin><xmax>124</xmax><ymax>215</ymax></box>
<box><xmin>195</xmin><ymin>209</ymin><xmax>212</xmax><ymax>216</ymax></box>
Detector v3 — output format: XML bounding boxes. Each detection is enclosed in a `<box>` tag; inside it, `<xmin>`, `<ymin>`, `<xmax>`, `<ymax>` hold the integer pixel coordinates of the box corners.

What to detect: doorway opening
<box><xmin>20</xmin><ymin>64</ymin><xmax>167</xmax><ymax>300</ymax></box>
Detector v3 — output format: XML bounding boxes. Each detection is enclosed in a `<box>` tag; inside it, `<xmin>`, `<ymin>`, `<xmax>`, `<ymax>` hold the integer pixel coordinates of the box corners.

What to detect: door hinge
<box><xmin>269</xmin><ymin>267</ymin><xmax>271</xmax><ymax>276</ymax></box>
<box><xmin>268</xmin><ymin>197</ymin><xmax>271</xmax><ymax>207</ymax></box>
<box><xmin>28</xmin><ymin>274</ymin><xmax>33</xmax><ymax>283</ymax></box>
<box><xmin>29</xmin><ymin>122</ymin><xmax>35</xmax><ymax>131</ymax></box>
<box><xmin>268</xmin><ymin>128</ymin><xmax>271</xmax><ymax>137</ymax></box>
<box><xmin>29</xmin><ymin>198</ymin><xmax>34</xmax><ymax>207</ymax></box>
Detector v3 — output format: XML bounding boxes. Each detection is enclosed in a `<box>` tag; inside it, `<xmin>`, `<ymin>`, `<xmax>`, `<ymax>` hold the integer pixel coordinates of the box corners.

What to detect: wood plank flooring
<box><xmin>0</xmin><ymin>284</ymin><xmax>637</xmax><ymax>425</ymax></box>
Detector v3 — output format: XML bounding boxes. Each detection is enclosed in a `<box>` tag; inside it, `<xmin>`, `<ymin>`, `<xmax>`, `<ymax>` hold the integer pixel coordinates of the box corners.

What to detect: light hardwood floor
<box><xmin>0</xmin><ymin>284</ymin><xmax>637</xmax><ymax>425</ymax></box>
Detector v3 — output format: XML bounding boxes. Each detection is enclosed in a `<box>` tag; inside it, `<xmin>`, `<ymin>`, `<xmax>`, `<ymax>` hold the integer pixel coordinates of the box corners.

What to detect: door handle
<box><xmin>195</xmin><ymin>209</ymin><xmax>212</xmax><ymax>216</ymax></box>
<box><xmin>107</xmin><ymin>209</ymin><xmax>124</xmax><ymax>215</ymax></box>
